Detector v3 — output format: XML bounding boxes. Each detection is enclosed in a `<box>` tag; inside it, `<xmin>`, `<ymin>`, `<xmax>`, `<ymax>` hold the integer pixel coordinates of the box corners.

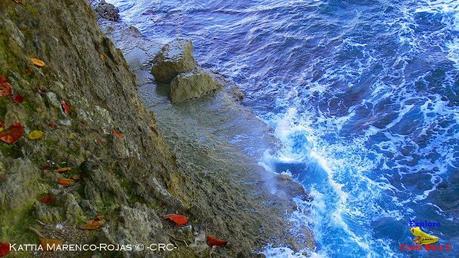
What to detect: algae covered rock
<box><xmin>170</xmin><ymin>69</ymin><xmax>222</xmax><ymax>103</ymax></box>
<box><xmin>151</xmin><ymin>39</ymin><xmax>197</xmax><ymax>83</ymax></box>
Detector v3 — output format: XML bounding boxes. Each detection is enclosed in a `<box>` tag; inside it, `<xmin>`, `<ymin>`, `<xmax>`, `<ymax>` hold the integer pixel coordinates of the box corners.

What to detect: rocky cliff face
<box><xmin>0</xmin><ymin>0</ymin><xmax>312</xmax><ymax>257</ymax></box>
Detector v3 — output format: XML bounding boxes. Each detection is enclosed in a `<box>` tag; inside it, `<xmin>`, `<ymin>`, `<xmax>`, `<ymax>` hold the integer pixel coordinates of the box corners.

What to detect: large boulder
<box><xmin>170</xmin><ymin>69</ymin><xmax>222</xmax><ymax>103</ymax></box>
<box><xmin>95</xmin><ymin>0</ymin><xmax>120</xmax><ymax>22</ymax></box>
<box><xmin>151</xmin><ymin>39</ymin><xmax>197</xmax><ymax>83</ymax></box>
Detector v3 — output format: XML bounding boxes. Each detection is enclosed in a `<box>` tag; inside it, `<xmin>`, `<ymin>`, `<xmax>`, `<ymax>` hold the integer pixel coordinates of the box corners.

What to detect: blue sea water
<box><xmin>108</xmin><ymin>0</ymin><xmax>459</xmax><ymax>257</ymax></box>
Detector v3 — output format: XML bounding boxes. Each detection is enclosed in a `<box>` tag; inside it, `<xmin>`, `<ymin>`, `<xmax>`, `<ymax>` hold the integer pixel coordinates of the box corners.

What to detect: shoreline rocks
<box><xmin>94</xmin><ymin>0</ymin><xmax>120</xmax><ymax>22</ymax></box>
<box><xmin>151</xmin><ymin>39</ymin><xmax>197</xmax><ymax>83</ymax></box>
<box><xmin>170</xmin><ymin>69</ymin><xmax>222</xmax><ymax>103</ymax></box>
<box><xmin>151</xmin><ymin>39</ymin><xmax>223</xmax><ymax>103</ymax></box>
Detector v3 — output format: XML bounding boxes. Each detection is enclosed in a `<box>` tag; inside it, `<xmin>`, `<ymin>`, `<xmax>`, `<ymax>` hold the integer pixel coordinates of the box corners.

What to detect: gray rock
<box><xmin>80</xmin><ymin>199</ymin><xmax>98</xmax><ymax>218</ymax></box>
<box><xmin>0</xmin><ymin>159</ymin><xmax>45</xmax><ymax>210</ymax></box>
<box><xmin>95</xmin><ymin>0</ymin><xmax>120</xmax><ymax>22</ymax></box>
<box><xmin>230</xmin><ymin>86</ymin><xmax>245</xmax><ymax>102</ymax></box>
<box><xmin>46</xmin><ymin>92</ymin><xmax>60</xmax><ymax>108</ymax></box>
<box><xmin>170</xmin><ymin>69</ymin><xmax>222</xmax><ymax>103</ymax></box>
<box><xmin>151</xmin><ymin>39</ymin><xmax>197</xmax><ymax>83</ymax></box>
<box><xmin>34</xmin><ymin>203</ymin><xmax>64</xmax><ymax>223</ymax></box>
<box><xmin>63</xmin><ymin>193</ymin><xmax>86</xmax><ymax>224</ymax></box>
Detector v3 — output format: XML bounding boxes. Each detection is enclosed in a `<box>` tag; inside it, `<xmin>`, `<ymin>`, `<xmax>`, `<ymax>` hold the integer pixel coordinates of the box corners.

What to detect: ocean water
<box><xmin>108</xmin><ymin>0</ymin><xmax>459</xmax><ymax>257</ymax></box>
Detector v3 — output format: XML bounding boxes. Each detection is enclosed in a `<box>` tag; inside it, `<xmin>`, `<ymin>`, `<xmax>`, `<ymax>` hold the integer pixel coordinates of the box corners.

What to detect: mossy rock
<box><xmin>151</xmin><ymin>39</ymin><xmax>197</xmax><ymax>83</ymax></box>
<box><xmin>170</xmin><ymin>69</ymin><xmax>222</xmax><ymax>103</ymax></box>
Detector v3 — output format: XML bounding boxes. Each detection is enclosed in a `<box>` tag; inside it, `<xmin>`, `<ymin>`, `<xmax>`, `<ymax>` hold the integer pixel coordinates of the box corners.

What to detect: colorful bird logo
<box><xmin>410</xmin><ymin>227</ymin><xmax>439</xmax><ymax>245</ymax></box>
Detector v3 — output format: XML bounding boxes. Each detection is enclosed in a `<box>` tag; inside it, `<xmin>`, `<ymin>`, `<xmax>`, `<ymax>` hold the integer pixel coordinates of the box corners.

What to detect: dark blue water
<box><xmin>109</xmin><ymin>0</ymin><xmax>459</xmax><ymax>257</ymax></box>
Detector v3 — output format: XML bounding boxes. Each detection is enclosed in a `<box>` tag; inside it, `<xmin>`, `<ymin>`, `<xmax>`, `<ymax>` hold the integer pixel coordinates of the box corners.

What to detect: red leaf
<box><xmin>206</xmin><ymin>235</ymin><xmax>228</xmax><ymax>247</ymax></box>
<box><xmin>60</xmin><ymin>100</ymin><xmax>70</xmax><ymax>115</ymax></box>
<box><xmin>0</xmin><ymin>123</ymin><xmax>24</xmax><ymax>144</ymax></box>
<box><xmin>165</xmin><ymin>214</ymin><xmax>188</xmax><ymax>226</ymax></box>
<box><xmin>12</xmin><ymin>94</ymin><xmax>24</xmax><ymax>104</ymax></box>
<box><xmin>39</xmin><ymin>194</ymin><xmax>56</xmax><ymax>205</ymax></box>
<box><xmin>0</xmin><ymin>76</ymin><xmax>12</xmax><ymax>97</ymax></box>
<box><xmin>0</xmin><ymin>242</ymin><xmax>10</xmax><ymax>257</ymax></box>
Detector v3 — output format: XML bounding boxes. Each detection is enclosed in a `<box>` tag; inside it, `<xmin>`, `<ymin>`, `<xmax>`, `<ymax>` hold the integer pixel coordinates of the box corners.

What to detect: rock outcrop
<box><xmin>151</xmin><ymin>39</ymin><xmax>223</xmax><ymax>103</ymax></box>
<box><xmin>0</xmin><ymin>0</ymin><xmax>184</xmax><ymax>256</ymax></box>
<box><xmin>95</xmin><ymin>0</ymin><xmax>120</xmax><ymax>21</ymax></box>
<box><xmin>151</xmin><ymin>39</ymin><xmax>197</xmax><ymax>83</ymax></box>
<box><xmin>170</xmin><ymin>69</ymin><xmax>222</xmax><ymax>103</ymax></box>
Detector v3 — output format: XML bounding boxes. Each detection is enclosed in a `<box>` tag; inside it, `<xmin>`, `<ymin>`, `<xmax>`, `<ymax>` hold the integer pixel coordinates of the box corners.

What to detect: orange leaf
<box><xmin>165</xmin><ymin>214</ymin><xmax>188</xmax><ymax>226</ymax></box>
<box><xmin>0</xmin><ymin>123</ymin><xmax>24</xmax><ymax>144</ymax></box>
<box><xmin>39</xmin><ymin>238</ymin><xmax>63</xmax><ymax>251</ymax></box>
<box><xmin>0</xmin><ymin>242</ymin><xmax>10</xmax><ymax>257</ymax></box>
<box><xmin>60</xmin><ymin>100</ymin><xmax>70</xmax><ymax>115</ymax></box>
<box><xmin>38</xmin><ymin>194</ymin><xmax>56</xmax><ymax>205</ymax></box>
<box><xmin>31</xmin><ymin>57</ymin><xmax>46</xmax><ymax>68</ymax></box>
<box><xmin>0</xmin><ymin>76</ymin><xmax>12</xmax><ymax>97</ymax></box>
<box><xmin>112</xmin><ymin>130</ymin><xmax>124</xmax><ymax>139</ymax></box>
<box><xmin>80</xmin><ymin>217</ymin><xmax>105</xmax><ymax>230</ymax></box>
<box><xmin>57</xmin><ymin>178</ymin><xmax>74</xmax><ymax>187</ymax></box>
<box><xmin>206</xmin><ymin>235</ymin><xmax>228</xmax><ymax>247</ymax></box>
<box><xmin>55</xmin><ymin>167</ymin><xmax>72</xmax><ymax>173</ymax></box>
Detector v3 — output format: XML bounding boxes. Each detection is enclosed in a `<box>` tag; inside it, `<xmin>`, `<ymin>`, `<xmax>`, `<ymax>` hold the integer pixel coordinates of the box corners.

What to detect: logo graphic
<box><xmin>399</xmin><ymin>220</ymin><xmax>452</xmax><ymax>253</ymax></box>
<box><xmin>410</xmin><ymin>227</ymin><xmax>439</xmax><ymax>245</ymax></box>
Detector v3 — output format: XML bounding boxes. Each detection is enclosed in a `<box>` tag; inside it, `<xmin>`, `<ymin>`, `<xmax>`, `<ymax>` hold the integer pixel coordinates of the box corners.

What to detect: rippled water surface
<box><xmin>109</xmin><ymin>0</ymin><xmax>458</xmax><ymax>257</ymax></box>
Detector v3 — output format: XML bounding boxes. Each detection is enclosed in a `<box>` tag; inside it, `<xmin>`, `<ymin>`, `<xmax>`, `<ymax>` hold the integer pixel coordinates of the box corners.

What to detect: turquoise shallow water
<box><xmin>109</xmin><ymin>0</ymin><xmax>458</xmax><ymax>257</ymax></box>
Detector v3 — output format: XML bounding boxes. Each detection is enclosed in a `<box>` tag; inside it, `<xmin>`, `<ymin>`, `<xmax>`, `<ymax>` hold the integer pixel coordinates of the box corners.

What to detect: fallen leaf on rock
<box><xmin>112</xmin><ymin>129</ymin><xmax>124</xmax><ymax>139</ymax></box>
<box><xmin>12</xmin><ymin>94</ymin><xmax>24</xmax><ymax>104</ymax></box>
<box><xmin>0</xmin><ymin>76</ymin><xmax>13</xmax><ymax>97</ymax></box>
<box><xmin>57</xmin><ymin>178</ymin><xmax>74</xmax><ymax>187</ymax></box>
<box><xmin>165</xmin><ymin>214</ymin><xmax>188</xmax><ymax>226</ymax></box>
<box><xmin>206</xmin><ymin>235</ymin><xmax>228</xmax><ymax>247</ymax></box>
<box><xmin>0</xmin><ymin>242</ymin><xmax>10</xmax><ymax>257</ymax></box>
<box><xmin>0</xmin><ymin>123</ymin><xmax>24</xmax><ymax>144</ymax></box>
<box><xmin>39</xmin><ymin>238</ymin><xmax>63</xmax><ymax>251</ymax></box>
<box><xmin>80</xmin><ymin>216</ymin><xmax>105</xmax><ymax>230</ymax></box>
<box><xmin>28</xmin><ymin>130</ymin><xmax>44</xmax><ymax>140</ymax></box>
<box><xmin>31</xmin><ymin>57</ymin><xmax>46</xmax><ymax>68</ymax></box>
<box><xmin>60</xmin><ymin>100</ymin><xmax>70</xmax><ymax>115</ymax></box>
<box><xmin>38</xmin><ymin>194</ymin><xmax>56</xmax><ymax>205</ymax></box>
<box><xmin>55</xmin><ymin>167</ymin><xmax>71</xmax><ymax>173</ymax></box>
